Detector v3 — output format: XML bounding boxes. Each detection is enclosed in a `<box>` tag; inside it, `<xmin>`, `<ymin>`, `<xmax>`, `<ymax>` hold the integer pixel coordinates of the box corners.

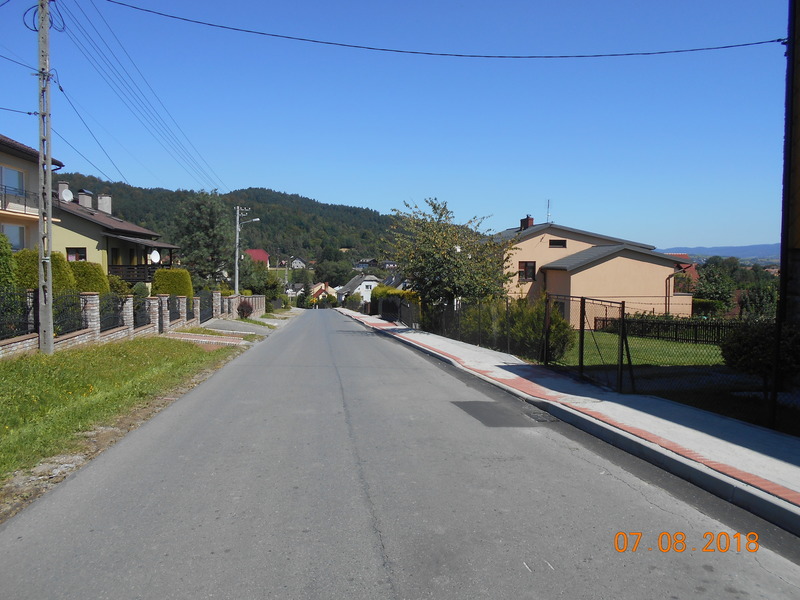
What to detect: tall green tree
<box><xmin>389</xmin><ymin>198</ymin><xmax>514</xmax><ymax>308</ymax></box>
<box><xmin>0</xmin><ymin>233</ymin><xmax>16</xmax><ymax>288</ymax></box>
<box><xmin>172</xmin><ymin>192</ymin><xmax>233</xmax><ymax>286</ymax></box>
<box><xmin>693</xmin><ymin>264</ymin><xmax>735</xmax><ymax>314</ymax></box>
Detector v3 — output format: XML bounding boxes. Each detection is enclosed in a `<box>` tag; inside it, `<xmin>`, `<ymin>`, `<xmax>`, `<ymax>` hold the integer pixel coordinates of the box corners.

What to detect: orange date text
<box><xmin>613</xmin><ymin>531</ymin><xmax>760</xmax><ymax>553</ymax></box>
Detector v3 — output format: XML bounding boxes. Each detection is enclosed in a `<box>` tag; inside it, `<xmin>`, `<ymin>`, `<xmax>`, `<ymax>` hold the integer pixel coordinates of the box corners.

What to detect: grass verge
<box><xmin>0</xmin><ymin>337</ymin><xmax>239</xmax><ymax>481</ymax></box>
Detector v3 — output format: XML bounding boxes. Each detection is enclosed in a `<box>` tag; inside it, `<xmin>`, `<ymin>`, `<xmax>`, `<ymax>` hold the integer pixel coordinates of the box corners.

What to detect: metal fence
<box><xmin>53</xmin><ymin>291</ymin><xmax>86</xmax><ymax>336</ymax></box>
<box><xmin>99</xmin><ymin>293</ymin><xmax>125</xmax><ymax>332</ymax></box>
<box><xmin>168</xmin><ymin>295</ymin><xmax>180</xmax><ymax>322</ymax></box>
<box><xmin>133</xmin><ymin>294</ymin><xmax>150</xmax><ymax>328</ymax></box>
<box><xmin>199</xmin><ymin>290</ymin><xmax>213</xmax><ymax>322</ymax></box>
<box><xmin>0</xmin><ymin>287</ymin><xmax>35</xmax><ymax>340</ymax></box>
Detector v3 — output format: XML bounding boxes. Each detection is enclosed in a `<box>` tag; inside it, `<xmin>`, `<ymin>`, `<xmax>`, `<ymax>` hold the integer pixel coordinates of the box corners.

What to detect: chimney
<box><xmin>58</xmin><ymin>181</ymin><xmax>70</xmax><ymax>202</ymax></box>
<box><xmin>520</xmin><ymin>215</ymin><xmax>534</xmax><ymax>231</ymax></box>
<box><xmin>77</xmin><ymin>189</ymin><xmax>93</xmax><ymax>209</ymax></box>
<box><xmin>98</xmin><ymin>193</ymin><xmax>112</xmax><ymax>214</ymax></box>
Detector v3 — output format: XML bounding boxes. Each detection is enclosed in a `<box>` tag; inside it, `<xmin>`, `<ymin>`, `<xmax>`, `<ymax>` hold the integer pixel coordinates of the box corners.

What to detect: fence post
<box><xmin>147</xmin><ymin>297</ymin><xmax>159</xmax><ymax>333</ymax></box>
<box><xmin>617</xmin><ymin>301</ymin><xmax>626</xmax><ymax>391</ymax></box>
<box><xmin>82</xmin><ymin>292</ymin><xmax>101</xmax><ymax>340</ymax></box>
<box><xmin>212</xmin><ymin>291</ymin><xmax>221</xmax><ymax>318</ymax></box>
<box><xmin>579</xmin><ymin>297</ymin><xmax>586</xmax><ymax>378</ymax></box>
<box><xmin>178</xmin><ymin>296</ymin><xmax>187</xmax><ymax>326</ymax></box>
<box><xmin>506</xmin><ymin>297</ymin><xmax>511</xmax><ymax>354</ymax></box>
<box><xmin>157</xmin><ymin>294</ymin><xmax>169</xmax><ymax>333</ymax></box>
<box><xmin>478</xmin><ymin>300</ymin><xmax>482</xmax><ymax>347</ymax></box>
<box><xmin>123</xmin><ymin>295</ymin><xmax>134</xmax><ymax>338</ymax></box>
<box><xmin>543</xmin><ymin>294</ymin><xmax>552</xmax><ymax>364</ymax></box>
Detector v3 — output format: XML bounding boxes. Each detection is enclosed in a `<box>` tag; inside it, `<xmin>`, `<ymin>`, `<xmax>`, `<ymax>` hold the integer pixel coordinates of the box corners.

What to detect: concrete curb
<box><xmin>343</xmin><ymin>310</ymin><xmax>800</xmax><ymax>537</ymax></box>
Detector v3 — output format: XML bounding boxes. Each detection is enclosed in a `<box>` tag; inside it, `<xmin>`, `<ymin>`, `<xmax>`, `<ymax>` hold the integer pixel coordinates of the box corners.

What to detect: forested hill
<box><xmin>55</xmin><ymin>173</ymin><xmax>393</xmax><ymax>261</ymax></box>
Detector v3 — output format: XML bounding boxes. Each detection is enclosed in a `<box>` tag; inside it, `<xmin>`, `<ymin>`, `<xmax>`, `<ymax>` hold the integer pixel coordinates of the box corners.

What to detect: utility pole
<box><xmin>234</xmin><ymin>205</ymin><xmax>259</xmax><ymax>295</ymax></box>
<box><xmin>781</xmin><ymin>0</ymin><xmax>800</xmax><ymax>327</ymax></box>
<box><xmin>37</xmin><ymin>0</ymin><xmax>54</xmax><ymax>354</ymax></box>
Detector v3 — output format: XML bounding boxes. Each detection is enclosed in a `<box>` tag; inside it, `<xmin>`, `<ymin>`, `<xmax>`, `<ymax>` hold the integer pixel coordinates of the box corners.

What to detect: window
<box><xmin>518</xmin><ymin>261</ymin><xmax>536</xmax><ymax>282</ymax></box>
<box><xmin>1</xmin><ymin>224</ymin><xmax>24</xmax><ymax>251</ymax></box>
<box><xmin>66</xmin><ymin>247</ymin><xmax>87</xmax><ymax>262</ymax></box>
<box><xmin>549</xmin><ymin>239</ymin><xmax>567</xmax><ymax>248</ymax></box>
<box><xmin>0</xmin><ymin>166</ymin><xmax>24</xmax><ymax>195</ymax></box>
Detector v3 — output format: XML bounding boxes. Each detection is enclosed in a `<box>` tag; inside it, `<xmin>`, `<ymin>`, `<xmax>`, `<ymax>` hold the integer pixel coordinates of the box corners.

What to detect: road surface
<box><xmin>0</xmin><ymin>309</ymin><xmax>798</xmax><ymax>599</ymax></box>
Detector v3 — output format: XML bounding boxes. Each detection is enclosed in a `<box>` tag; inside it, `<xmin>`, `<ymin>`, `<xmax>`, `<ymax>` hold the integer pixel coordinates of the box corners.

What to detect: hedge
<box><xmin>0</xmin><ymin>233</ymin><xmax>15</xmax><ymax>288</ymax></box>
<box><xmin>69</xmin><ymin>261</ymin><xmax>111</xmax><ymax>293</ymax></box>
<box><xmin>151</xmin><ymin>268</ymin><xmax>194</xmax><ymax>307</ymax></box>
<box><xmin>13</xmin><ymin>248</ymin><xmax>77</xmax><ymax>292</ymax></box>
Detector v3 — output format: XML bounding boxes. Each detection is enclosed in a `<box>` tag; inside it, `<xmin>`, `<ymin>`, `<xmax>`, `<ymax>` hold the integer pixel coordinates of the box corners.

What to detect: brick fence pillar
<box><xmin>81</xmin><ymin>292</ymin><xmax>100</xmax><ymax>340</ymax></box>
<box><xmin>147</xmin><ymin>297</ymin><xmax>160</xmax><ymax>332</ymax></box>
<box><xmin>178</xmin><ymin>296</ymin><xmax>187</xmax><ymax>326</ymax></box>
<box><xmin>123</xmin><ymin>295</ymin><xmax>134</xmax><ymax>337</ymax></box>
<box><xmin>157</xmin><ymin>294</ymin><xmax>170</xmax><ymax>332</ymax></box>
<box><xmin>212</xmin><ymin>291</ymin><xmax>221</xmax><ymax>318</ymax></box>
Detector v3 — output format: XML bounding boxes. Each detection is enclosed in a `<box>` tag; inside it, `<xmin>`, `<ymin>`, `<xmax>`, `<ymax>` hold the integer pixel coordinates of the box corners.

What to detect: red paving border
<box><xmin>350</xmin><ymin>314</ymin><xmax>800</xmax><ymax>510</ymax></box>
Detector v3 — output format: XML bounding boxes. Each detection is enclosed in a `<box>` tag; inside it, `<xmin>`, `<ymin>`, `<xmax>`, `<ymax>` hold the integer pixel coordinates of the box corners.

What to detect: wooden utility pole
<box><xmin>37</xmin><ymin>0</ymin><xmax>54</xmax><ymax>354</ymax></box>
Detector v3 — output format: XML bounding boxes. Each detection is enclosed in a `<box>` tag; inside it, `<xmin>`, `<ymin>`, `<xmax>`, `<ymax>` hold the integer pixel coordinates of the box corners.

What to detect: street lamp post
<box><xmin>234</xmin><ymin>205</ymin><xmax>260</xmax><ymax>295</ymax></box>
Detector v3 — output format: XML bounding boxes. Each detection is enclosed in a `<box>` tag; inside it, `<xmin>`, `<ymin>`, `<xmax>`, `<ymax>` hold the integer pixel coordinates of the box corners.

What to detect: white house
<box><xmin>337</xmin><ymin>273</ymin><xmax>382</xmax><ymax>306</ymax></box>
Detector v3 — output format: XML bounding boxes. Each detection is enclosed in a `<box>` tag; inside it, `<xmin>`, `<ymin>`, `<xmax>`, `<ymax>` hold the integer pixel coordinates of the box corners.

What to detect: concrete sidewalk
<box><xmin>337</xmin><ymin>308</ymin><xmax>800</xmax><ymax>537</ymax></box>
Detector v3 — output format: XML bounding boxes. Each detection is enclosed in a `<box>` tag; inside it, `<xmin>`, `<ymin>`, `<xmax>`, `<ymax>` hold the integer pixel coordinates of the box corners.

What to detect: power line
<box><xmin>52</xmin><ymin>127</ymin><xmax>115</xmax><ymax>181</ymax></box>
<box><xmin>0</xmin><ymin>52</ymin><xmax>36</xmax><ymax>70</ymax></box>
<box><xmin>105</xmin><ymin>0</ymin><xmax>787</xmax><ymax>60</ymax></box>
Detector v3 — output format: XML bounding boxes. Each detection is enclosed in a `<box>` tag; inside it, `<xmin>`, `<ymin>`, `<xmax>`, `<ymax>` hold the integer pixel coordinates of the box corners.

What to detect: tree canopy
<box><xmin>172</xmin><ymin>192</ymin><xmax>233</xmax><ymax>285</ymax></box>
<box><xmin>389</xmin><ymin>199</ymin><xmax>514</xmax><ymax>307</ymax></box>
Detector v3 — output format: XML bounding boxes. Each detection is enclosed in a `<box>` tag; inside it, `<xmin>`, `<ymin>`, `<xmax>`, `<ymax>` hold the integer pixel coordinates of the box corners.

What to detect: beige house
<box><xmin>1</xmin><ymin>133</ymin><xmax>177</xmax><ymax>283</ymax></box>
<box><xmin>0</xmin><ymin>133</ymin><xmax>64</xmax><ymax>252</ymax></box>
<box><xmin>498</xmin><ymin>216</ymin><xmax>692</xmax><ymax>318</ymax></box>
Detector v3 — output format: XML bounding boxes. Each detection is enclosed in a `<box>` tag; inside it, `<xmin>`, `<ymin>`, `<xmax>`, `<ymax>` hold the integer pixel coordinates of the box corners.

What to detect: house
<box><xmin>497</xmin><ymin>215</ymin><xmax>692</xmax><ymax>317</ymax></box>
<box><xmin>54</xmin><ymin>182</ymin><xmax>179</xmax><ymax>283</ymax></box>
<box><xmin>244</xmin><ymin>249</ymin><xmax>270</xmax><ymax>266</ymax></box>
<box><xmin>355</xmin><ymin>257</ymin><xmax>378</xmax><ymax>270</ymax></box>
<box><xmin>0</xmin><ymin>133</ymin><xmax>65</xmax><ymax>252</ymax></box>
<box><xmin>337</xmin><ymin>273</ymin><xmax>382</xmax><ymax>305</ymax></box>
<box><xmin>0</xmin><ymin>134</ymin><xmax>176</xmax><ymax>283</ymax></box>
<box><xmin>285</xmin><ymin>282</ymin><xmax>305</xmax><ymax>299</ymax></box>
<box><xmin>309</xmin><ymin>282</ymin><xmax>337</xmax><ymax>301</ymax></box>
<box><xmin>290</xmin><ymin>257</ymin><xmax>308</xmax><ymax>270</ymax></box>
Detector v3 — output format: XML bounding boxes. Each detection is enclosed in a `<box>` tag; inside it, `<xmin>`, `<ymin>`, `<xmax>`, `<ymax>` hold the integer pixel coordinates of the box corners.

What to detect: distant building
<box><xmin>244</xmin><ymin>249</ymin><xmax>270</xmax><ymax>265</ymax></box>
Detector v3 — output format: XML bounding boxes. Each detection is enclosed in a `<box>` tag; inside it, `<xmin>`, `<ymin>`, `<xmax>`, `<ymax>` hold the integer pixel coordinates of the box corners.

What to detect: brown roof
<box><xmin>0</xmin><ymin>133</ymin><xmax>64</xmax><ymax>168</ymax></box>
<box><xmin>55</xmin><ymin>199</ymin><xmax>162</xmax><ymax>238</ymax></box>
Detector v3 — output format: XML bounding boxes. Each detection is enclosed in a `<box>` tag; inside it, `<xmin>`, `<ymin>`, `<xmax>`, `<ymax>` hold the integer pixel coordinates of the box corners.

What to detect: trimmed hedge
<box><xmin>69</xmin><ymin>261</ymin><xmax>111</xmax><ymax>293</ymax></box>
<box><xmin>0</xmin><ymin>233</ymin><xmax>15</xmax><ymax>288</ymax></box>
<box><xmin>152</xmin><ymin>268</ymin><xmax>194</xmax><ymax>301</ymax></box>
<box><xmin>13</xmin><ymin>248</ymin><xmax>77</xmax><ymax>292</ymax></box>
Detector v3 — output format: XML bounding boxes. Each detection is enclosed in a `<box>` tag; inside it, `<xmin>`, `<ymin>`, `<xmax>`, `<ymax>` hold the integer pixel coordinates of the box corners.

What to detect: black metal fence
<box><xmin>168</xmin><ymin>295</ymin><xmax>180</xmax><ymax>322</ymax></box>
<box><xmin>99</xmin><ymin>293</ymin><xmax>124</xmax><ymax>332</ymax></box>
<box><xmin>53</xmin><ymin>291</ymin><xmax>86</xmax><ymax>336</ymax></box>
<box><xmin>133</xmin><ymin>294</ymin><xmax>150</xmax><ymax>328</ymax></box>
<box><xmin>0</xmin><ymin>287</ymin><xmax>35</xmax><ymax>340</ymax></box>
<box><xmin>199</xmin><ymin>290</ymin><xmax>213</xmax><ymax>322</ymax></box>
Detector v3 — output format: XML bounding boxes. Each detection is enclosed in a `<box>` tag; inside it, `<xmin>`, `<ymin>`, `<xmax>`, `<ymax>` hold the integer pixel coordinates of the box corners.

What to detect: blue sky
<box><xmin>0</xmin><ymin>1</ymin><xmax>790</xmax><ymax>248</ymax></box>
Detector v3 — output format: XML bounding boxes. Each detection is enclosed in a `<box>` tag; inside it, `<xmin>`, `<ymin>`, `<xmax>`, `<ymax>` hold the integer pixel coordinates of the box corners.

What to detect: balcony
<box><xmin>108</xmin><ymin>264</ymin><xmax>170</xmax><ymax>283</ymax></box>
<box><xmin>1</xmin><ymin>186</ymin><xmax>39</xmax><ymax>215</ymax></box>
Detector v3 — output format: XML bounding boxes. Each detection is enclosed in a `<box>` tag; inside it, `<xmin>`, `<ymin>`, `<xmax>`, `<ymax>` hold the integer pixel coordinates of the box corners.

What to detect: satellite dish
<box><xmin>61</xmin><ymin>189</ymin><xmax>73</xmax><ymax>202</ymax></box>
<box><xmin>149</xmin><ymin>250</ymin><xmax>161</xmax><ymax>264</ymax></box>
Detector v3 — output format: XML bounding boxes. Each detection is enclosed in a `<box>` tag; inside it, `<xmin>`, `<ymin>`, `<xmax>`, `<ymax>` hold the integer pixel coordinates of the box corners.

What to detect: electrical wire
<box><xmin>105</xmin><ymin>0</ymin><xmax>787</xmax><ymax>60</ymax></box>
<box><xmin>56</xmin><ymin>0</ymin><xmax>221</xmax><ymax>191</ymax></box>
<box><xmin>52</xmin><ymin>127</ymin><xmax>115</xmax><ymax>181</ymax></box>
<box><xmin>0</xmin><ymin>52</ymin><xmax>36</xmax><ymax>71</ymax></box>
<box><xmin>0</xmin><ymin>106</ymin><xmax>37</xmax><ymax>115</ymax></box>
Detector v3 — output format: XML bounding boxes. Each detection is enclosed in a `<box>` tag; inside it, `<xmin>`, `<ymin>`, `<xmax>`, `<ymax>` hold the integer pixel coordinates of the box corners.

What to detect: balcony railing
<box><xmin>1</xmin><ymin>186</ymin><xmax>39</xmax><ymax>214</ymax></box>
<box><xmin>108</xmin><ymin>264</ymin><xmax>170</xmax><ymax>283</ymax></box>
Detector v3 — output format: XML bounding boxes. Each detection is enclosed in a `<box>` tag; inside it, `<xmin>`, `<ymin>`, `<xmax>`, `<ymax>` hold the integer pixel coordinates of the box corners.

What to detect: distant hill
<box><xmin>658</xmin><ymin>244</ymin><xmax>780</xmax><ymax>264</ymax></box>
<box><xmin>55</xmin><ymin>173</ymin><xmax>393</xmax><ymax>262</ymax></box>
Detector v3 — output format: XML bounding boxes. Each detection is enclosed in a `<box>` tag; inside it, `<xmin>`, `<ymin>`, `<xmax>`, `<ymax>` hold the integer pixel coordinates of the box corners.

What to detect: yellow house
<box><xmin>0</xmin><ymin>133</ymin><xmax>64</xmax><ymax>252</ymax></box>
<box><xmin>1</xmin><ymin>133</ymin><xmax>177</xmax><ymax>283</ymax></box>
<box><xmin>498</xmin><ymin>216</ymin><xmax>693</xmax><ymax>317</ymax></box>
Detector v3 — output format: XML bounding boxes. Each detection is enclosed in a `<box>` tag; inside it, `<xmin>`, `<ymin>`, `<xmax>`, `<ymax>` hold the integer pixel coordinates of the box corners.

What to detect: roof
<box><xmin>495</xmin><ymin>221</ymin><xmax>654</xmax><ymax>250</ymax></box>
<box><xmin>339</xmin><ymin>273</ymin><xmax>381</xmax><ymax>295</ymax></box>
<box><xmin>106</xmin><ymin>233</ymin><xmax>179</xmax><ymax>249</ymax></box>
<box><xmin>0</xmin><ymin>133</ymin><xmax>64</xmax><ymax>168</ymax></box>
<box><xmin>55</xmin><ymin>199</ymin><xmax>162</xmax><ymax>238</ymax></box>
<box><xmin>541</xmin><ymin>244</ymin><xmax>681</xmax><ymax>272</ymax></box>
<box><xmin>244</xmin><ymin>249</ymin><xmax>270</xmax><ymax>263</ymax></box>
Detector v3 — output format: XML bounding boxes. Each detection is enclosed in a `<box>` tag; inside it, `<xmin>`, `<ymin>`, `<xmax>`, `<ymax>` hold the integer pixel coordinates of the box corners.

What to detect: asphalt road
<box><xmin>0</xmin><ymin>309</ymin><xmax>798</xmax><ymax>599</ymax></box>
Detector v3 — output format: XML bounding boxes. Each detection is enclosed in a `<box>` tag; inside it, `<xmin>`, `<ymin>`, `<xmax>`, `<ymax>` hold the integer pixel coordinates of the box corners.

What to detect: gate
<box><xmin>199</xmin><ymin>290</ymin><xmax>213</xmax><ymax>323</ymax></box>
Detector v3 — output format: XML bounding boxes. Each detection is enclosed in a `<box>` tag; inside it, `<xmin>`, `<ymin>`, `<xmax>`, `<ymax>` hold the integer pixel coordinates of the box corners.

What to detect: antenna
<box><xmin>547</xmin><ymin>199</ymin><xmax>552</xmax><ymax>223</ymax></box>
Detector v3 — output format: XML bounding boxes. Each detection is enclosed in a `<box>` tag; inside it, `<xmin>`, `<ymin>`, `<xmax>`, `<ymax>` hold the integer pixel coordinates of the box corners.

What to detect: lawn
<box><xmin>0</xmin><ymin>337</ymin><xmax>238</xmax><ymax>480</ymax></box>
<box><xmin>558</xmin><ymin>330</ymin><xmax>724</xmax><ymax>367</ymax></box>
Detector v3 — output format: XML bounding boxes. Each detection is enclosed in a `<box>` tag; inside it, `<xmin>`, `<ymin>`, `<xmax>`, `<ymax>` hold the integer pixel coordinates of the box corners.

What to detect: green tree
<box><xmin>389</xmin><ymin>198</ymin><xmax>514</xmax><ymax>309</ymax></box>
<box><xmin>172</xmin><ymin>192</ymin><xmax>233</xmax><ymax>286</ymax></box>
<box><xmin>314</xmin><ymin>260</ymin><xmax>355</xmax><ymax>287</ymax></box>
<box><xmin>693</xmin><ymin>265</ymin><xmax>735</xmax><ymax>315</ymax></box>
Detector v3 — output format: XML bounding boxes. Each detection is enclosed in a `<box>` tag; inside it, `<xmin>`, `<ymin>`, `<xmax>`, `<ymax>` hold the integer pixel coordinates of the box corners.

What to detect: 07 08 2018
<box><xmin>613</xmin><ymin>531</ymin><xmax>760</xmax><ymax>553</ymax></box>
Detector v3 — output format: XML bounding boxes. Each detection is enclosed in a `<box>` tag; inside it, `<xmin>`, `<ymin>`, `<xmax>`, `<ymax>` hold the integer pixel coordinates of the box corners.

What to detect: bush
<box><xmin>693</xmin><ymin>297</ymin><xmax>726</xmax><ymax>317</ymax></box>
<box><xmin>13</xmin><ymin>249</ymin><xmax>76</xmax><ymax>292</ymax></box>
<box><xmin>0</xmin><ymin>233</ymin><xmax>15</xmax><ymax>288</ymax></box>
<box><xmin>107</xmin><ymin>274</ymin><xmax>132</xmax><ymax>296</ymax></box>
<box><xmin>69</xmin><ymin>261</ymin><xmax>111</xmax><ymax>293</ymax></box>
<box><xmin>237</xmin><ymin>299</ymin><xmax>253</xmax><ymax>319</ymax></box>
<box><xmin>152</xmin><ymin>268</ymin><xmax>194</xmax><ymax>311</ymax></box>
<box><xmin>506</xmin><ymin>297</ymin><xmax>574</xmax><ymax>362</ymax></box>
<box><xmin>131</xmin><ymin>282</ymin><xmax>149</xmax><ymax>297</ymax></box>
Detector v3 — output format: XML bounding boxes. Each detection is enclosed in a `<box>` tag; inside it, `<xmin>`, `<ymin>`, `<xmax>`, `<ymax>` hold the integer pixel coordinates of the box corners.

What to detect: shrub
<box><xmin>13</xmin><ymin>249</ymin><xmax>76</xmax><ymax>292</ymax></box>
<box><xmin>693</xmin><ymin>297</ymin><xmax>726</xmax><ymax>318</ymax></box>
<box><xmin>344</xmin><ymin>292</ymin><xmax>363</xmax><ymax>310</ymax></box>
<box><xmin>131</xmin><ymin>282</ymin><xmax>149</xmax><ymax>297</ymax></box>
<box><xmin>69</xmin><ymin>261</ymin><xmax>111</xmax><ymax>293</ymax></box>
<box><xmin>237</xmin><ymin>299</ymin><xmax>253</xmax><ymax>319</ymax></box>
<box><xmin>152</xmin><ymin>268</ymin><xmax>194</xmax><ymax>311</ymax></box>
<box><xmin>107</xmin><ymin>274</ymin><xmax>132</xmax><ymax>296</ymax></box>
<box><xmin>0</xmin><ymin>233</ymin><xmax>15</xmax><ymax>288</ymax></box>
<box><xmin>505</xmin><ymin>297</ymin><xmax>575</xmax><ymax>362</ymax></box>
